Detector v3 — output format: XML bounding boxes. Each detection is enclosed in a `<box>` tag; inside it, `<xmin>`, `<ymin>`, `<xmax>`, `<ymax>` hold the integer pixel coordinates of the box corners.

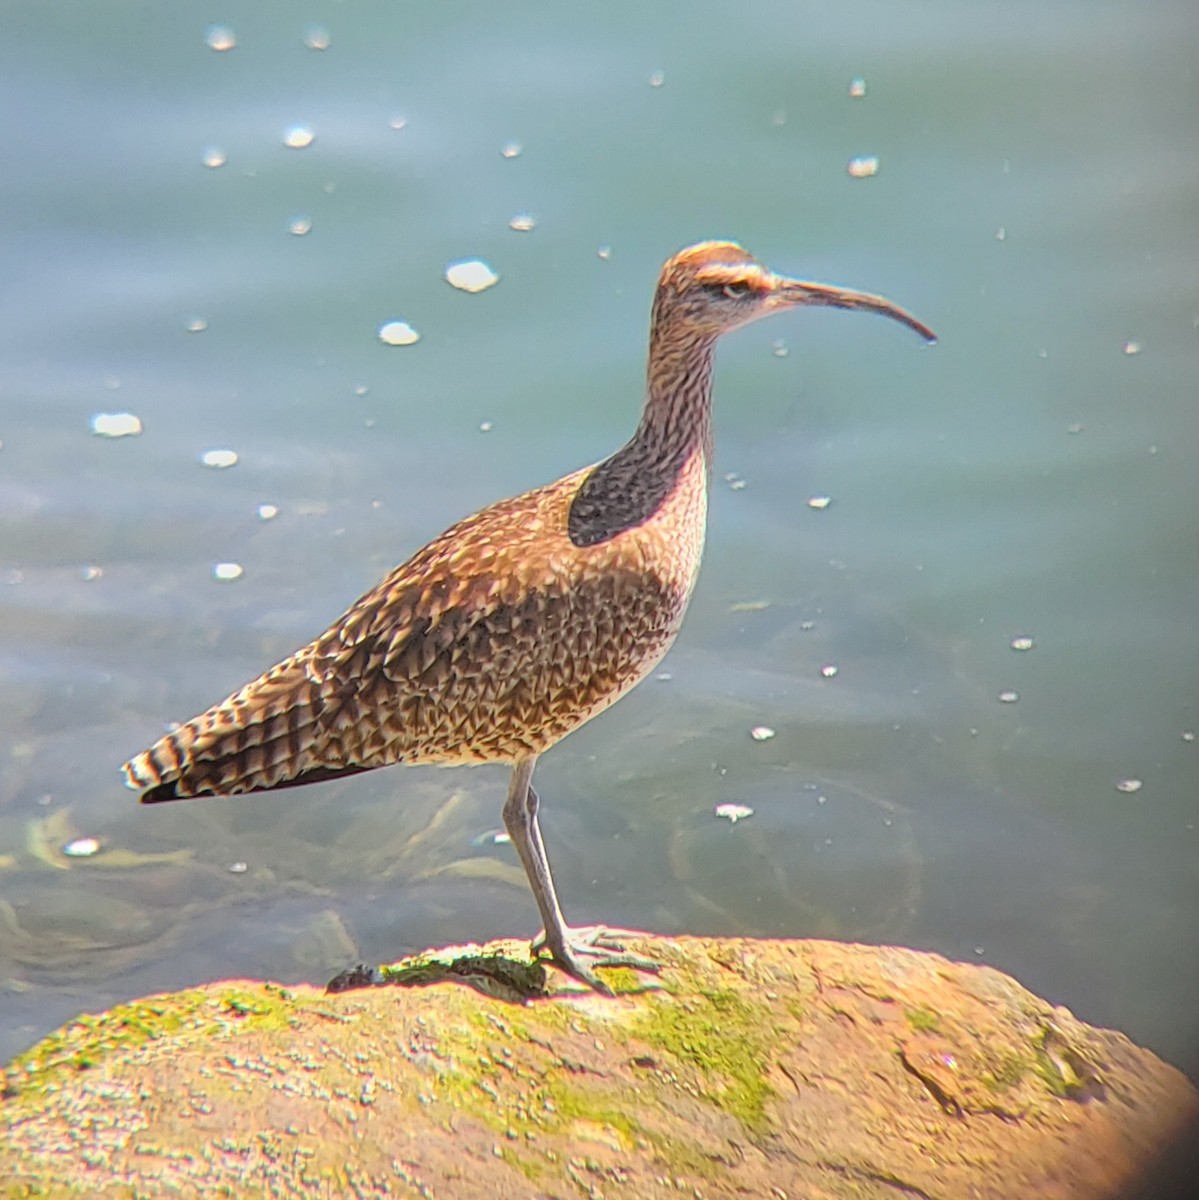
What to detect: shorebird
<box><xmin>122</xmin><ymin>241</ymin><xmax>934</xmax><ymax>993</ymax></box>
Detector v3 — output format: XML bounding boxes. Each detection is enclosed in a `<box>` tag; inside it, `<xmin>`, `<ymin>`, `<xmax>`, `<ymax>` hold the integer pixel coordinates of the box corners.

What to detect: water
<box><xmin>2</xmin><ymin>0</ymin><xmax>1197</xmax><ymax>1080</ymax></box>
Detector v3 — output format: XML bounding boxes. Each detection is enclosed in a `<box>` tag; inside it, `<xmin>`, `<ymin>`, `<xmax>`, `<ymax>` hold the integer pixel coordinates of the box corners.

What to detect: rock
<box><xmin>3</xmin><ymin>936</ymin><xmax>1195</xmax><ymax>1198</ymax></box>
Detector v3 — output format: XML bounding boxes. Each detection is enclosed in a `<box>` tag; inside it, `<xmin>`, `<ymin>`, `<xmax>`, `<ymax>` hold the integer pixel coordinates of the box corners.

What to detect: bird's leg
<box><xmin>502</xmin><ymin>758</ymin><xmax>658</xmax><ymax>994</ymax></box>
<box><xmin>523</xmin><ymin>786</ymin><xmax>655</xmax><ymax>964</ymax></box>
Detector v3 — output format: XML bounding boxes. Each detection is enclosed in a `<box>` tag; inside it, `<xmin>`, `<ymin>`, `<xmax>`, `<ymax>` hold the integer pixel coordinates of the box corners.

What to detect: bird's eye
<box><xmin>700</xmin><ymin>279</ymin><xmax>754</xmax><ymax>299</ymax></box>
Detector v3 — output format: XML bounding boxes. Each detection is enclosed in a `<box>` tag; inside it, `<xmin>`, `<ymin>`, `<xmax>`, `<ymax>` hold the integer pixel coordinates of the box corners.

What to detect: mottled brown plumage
<box><xmin>123</xmin><ymin>240</ymin><xmax>934</xmax><ymax>991</ymax></box>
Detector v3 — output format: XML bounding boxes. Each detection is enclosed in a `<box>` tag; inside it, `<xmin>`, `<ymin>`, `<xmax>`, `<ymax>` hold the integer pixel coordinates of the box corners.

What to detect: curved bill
<box><xmin>770</xmin><ymin>276</ymin><xmax>937</xmax><ymax>344</ymax></box>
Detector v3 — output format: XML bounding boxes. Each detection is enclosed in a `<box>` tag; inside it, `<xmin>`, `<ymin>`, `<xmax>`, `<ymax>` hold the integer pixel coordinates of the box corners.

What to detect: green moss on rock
<box><xmin>4</xmin><ymin>983</ymin><xmax>300</xmax><ymax>1103</ymax></box>
<box><xmin>636</xmin><ymin>988</ymin><xmax>776</xmax><ymax>1133</ymax></box>
<box><xmin>905</xmin><ymin>1005</ymin><xmax>941</xmax><ymax>1032</ymax></box>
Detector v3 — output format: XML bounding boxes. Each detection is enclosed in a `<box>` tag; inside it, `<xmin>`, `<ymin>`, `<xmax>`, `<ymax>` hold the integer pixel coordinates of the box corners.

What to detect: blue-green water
<box><xmin>2</xmin><ymin>0</ymin><xmax>1196</xmax><ymax>1078</ymax></box>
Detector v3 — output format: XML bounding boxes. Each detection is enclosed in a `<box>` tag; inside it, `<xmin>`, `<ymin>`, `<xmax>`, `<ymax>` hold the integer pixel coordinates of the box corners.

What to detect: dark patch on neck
<box><xmin>568</xmin><ymin>444</ymin><xmax>679</xmax><ymax>547</ymax></box>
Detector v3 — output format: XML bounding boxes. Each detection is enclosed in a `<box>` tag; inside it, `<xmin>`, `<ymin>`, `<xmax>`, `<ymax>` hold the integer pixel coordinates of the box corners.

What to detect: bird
<box><xmin>122</xmin><ymin>240</ymin><xmax>935</xmax><ymax>994</ymax></box>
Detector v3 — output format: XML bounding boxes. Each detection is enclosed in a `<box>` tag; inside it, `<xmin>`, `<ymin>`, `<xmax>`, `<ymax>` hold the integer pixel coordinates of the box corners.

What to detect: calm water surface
<box><xmin>2</xmin><ymin>0</ymin><xmax>1197</xmax><ymax>1076</ymax></box>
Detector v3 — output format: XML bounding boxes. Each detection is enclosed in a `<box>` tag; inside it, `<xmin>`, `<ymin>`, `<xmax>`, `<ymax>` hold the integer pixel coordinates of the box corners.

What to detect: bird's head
<box><xmin>653</xmin><ymin>240</ymin><xmax>936</xmax><ymax>344</ymax></box>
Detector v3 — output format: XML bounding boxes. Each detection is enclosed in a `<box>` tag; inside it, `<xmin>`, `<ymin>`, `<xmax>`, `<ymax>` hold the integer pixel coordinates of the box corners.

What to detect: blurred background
<box><xmin>1</xmin><ymin>0</ymin><xmax>1196</xmax><ymax>1080</ymax></box>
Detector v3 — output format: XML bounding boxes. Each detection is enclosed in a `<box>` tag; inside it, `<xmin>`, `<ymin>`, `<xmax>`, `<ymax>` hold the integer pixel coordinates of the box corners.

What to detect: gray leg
<box><xmin>501</xmin><ymin>757</ymin><xmax>657</xmax><ymax>994</ymax></box>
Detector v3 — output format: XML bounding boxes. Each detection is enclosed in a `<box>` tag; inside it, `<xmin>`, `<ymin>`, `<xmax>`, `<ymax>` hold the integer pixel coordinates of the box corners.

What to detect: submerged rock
<box><xmin>3</xmin><ymin>936</ymin><xmax>1195</xmax><ymax>1198</ymax></box>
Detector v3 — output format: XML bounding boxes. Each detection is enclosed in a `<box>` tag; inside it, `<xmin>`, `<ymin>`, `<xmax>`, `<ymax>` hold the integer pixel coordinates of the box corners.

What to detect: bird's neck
<box><xmin>565</xmin><ymin>328</ymin><xmax>715</xmax><ymax>548</ymax></box>
<box><xmin>633</xmin><ymin>328</ymin><xmax>717</xmax><ymax>467</ymax></box>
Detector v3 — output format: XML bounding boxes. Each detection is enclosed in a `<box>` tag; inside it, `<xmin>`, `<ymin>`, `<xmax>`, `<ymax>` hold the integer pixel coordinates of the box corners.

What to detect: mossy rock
<box><xmin>3</xmin><ymin>936</ymin><xmax>1195</xmax><ymax>1199</ymax></box>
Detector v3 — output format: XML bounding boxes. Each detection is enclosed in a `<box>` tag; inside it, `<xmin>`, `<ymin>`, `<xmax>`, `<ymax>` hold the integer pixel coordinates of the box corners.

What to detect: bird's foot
<box><xmin>532</xmin><ymin>924</ymin><xmax>660</xmax><ymax>995</ymax></box>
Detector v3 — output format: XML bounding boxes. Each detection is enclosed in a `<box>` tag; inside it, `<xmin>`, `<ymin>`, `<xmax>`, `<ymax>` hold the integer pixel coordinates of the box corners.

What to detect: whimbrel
<box><xmin>122</xmin><ymin>241</ymin><xmax>934</xmax><ymax>993</ymax></box>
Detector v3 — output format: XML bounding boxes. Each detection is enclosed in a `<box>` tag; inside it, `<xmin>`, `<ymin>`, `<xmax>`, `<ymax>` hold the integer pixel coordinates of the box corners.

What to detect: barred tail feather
<box><xmin>133</xmin><ymin>763</ymin><xmax>372</xmax><ymax>804</ymax></box>
<box><xmin>120</xmin><ymin>653</ymin><xmax>351</xmax><ymax>802</ymax></box>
